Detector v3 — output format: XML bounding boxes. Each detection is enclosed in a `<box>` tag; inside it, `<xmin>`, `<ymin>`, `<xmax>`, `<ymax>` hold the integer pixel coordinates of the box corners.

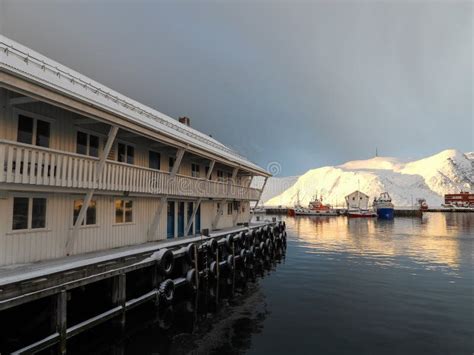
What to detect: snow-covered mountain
<box><xmin>265</xmin><ymin>149</ymin><xmax>473</xmax><ymax>207</ymax></box>
<box><xmin>252</xmin><ymin>176</ymin><xmax>299</xmax><ymax>204</ymax></box>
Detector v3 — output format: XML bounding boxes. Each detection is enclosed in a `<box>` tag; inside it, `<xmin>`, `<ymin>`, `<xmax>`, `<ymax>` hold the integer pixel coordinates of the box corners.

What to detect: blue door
<box><xmin>195</xmin><ymin>204</ymin><xmax>201</xmax><ymax>234</ymax></box>
<box><xmin>167</xmin><ymin>201</ymin><xmax>175</xmax><ymax>239</ymax></box>
<box><xmin>187</xmin><ymin>202</ymin><xmax>194</xmax><ymax>236</ymax></box>
<box><xmin>178</xmin><ymin>202</ymin><xmax>185</xmax><ymax>237</ymax></box>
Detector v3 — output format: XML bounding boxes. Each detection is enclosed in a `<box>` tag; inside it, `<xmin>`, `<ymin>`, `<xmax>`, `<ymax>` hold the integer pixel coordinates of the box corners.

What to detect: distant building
<box><xmin>345</xmin><ymin>191</ymin><xmax>370</xmax><ymax>210</ymax></box>
<box><xmin>444</xmin><ymin>192</ymin><xmax>474</xmax><ymax>207</ymax></box>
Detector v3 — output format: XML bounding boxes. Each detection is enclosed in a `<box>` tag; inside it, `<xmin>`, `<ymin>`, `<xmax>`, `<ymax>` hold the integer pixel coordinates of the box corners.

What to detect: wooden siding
<box><xmin>0</xmin><ymin>194</ymin><xmax>249</xmax><ymax>266</ymax></box>
<box><xmin>0</xmin><ymin>88</ymin><xmax>255</xmax><ymax>266</ymax></box>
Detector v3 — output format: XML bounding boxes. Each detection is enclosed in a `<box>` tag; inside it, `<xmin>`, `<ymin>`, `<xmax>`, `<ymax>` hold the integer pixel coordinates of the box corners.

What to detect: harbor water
<box><xmin>69</xmin><ymin>212</ymin><xmax>473</xmax><ymax>354</ymax></box>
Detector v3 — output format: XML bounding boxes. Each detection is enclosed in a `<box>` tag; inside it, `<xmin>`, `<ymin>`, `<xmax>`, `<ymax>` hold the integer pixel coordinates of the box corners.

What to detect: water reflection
<box><xmin>64</xmin><ymin>214</ymin><xmax>473</xmax><ymax>355</ymax></box>
<box><xmin>66</xmin><ymin>251</ymin><xmax>285</xmax><ymax>355</ymax></box>
<box><xmin>291</xmin><ymin>213</ymin><xmax>473</xmax><ymax>270</ymax></box>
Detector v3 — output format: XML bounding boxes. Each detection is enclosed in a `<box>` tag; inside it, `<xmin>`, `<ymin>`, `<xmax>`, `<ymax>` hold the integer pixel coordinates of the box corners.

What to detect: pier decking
<box><xmin>0</xmin><ymin>220</ymin><xmax>287</xmax><ymax>354</ymax></box>
<box><xmin>0</xmin><ymin>222</ymin><xmax>267</xmax><ymax>304</ymax></box>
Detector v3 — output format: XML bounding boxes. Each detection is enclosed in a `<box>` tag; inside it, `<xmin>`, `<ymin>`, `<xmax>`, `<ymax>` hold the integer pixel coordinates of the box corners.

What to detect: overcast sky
<box><xmin>1</xmin><ymin>0</ymin><xmax>472</xmax><ymax>176</ymax></box>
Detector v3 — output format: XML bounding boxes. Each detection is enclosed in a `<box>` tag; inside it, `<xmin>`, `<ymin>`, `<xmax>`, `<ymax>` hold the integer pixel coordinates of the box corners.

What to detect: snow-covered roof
<box><xmin>0</xmin><ymin>35</ymin><xmax>268</xmax><ymax>175</ymax></box>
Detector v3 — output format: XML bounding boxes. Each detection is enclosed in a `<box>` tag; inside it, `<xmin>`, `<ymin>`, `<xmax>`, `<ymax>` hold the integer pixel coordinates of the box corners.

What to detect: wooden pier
<box><xmin>0</xmin><ymin>221</ymin><xmax>287</xmax><ymax>354</ymax></box>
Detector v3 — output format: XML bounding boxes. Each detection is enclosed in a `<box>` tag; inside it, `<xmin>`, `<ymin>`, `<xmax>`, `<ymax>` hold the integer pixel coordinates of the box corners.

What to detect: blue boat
<box><xmin>373</xmin><ymin>192</ymin><xmax>395</xmax><ymax>219</ymax></box>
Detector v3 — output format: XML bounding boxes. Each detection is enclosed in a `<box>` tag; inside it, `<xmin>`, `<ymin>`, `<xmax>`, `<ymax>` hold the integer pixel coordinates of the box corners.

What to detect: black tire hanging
<box><xmin>158</xmin><ymin>279</ymin><xmax>175</xmax><ymax>304</ymax></box>
<box><xmin>185</xmin><ymin>243</ymin><xmax>196</xmax><ymax>265</ymax></box>
<box><xmin>186</xmin><ymin>268</ymin><xmax>198</xmax><ymax>292</ymax></box>
<box><xmin>155</xmin><ymin>249</ymin><xmax>174</xmax><ymax>276</ymax></box>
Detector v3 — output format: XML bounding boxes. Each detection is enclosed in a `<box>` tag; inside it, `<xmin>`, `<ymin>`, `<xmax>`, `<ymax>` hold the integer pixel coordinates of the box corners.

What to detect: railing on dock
<box><xmin>0</xmin><ymin>140</ymin><xmax>261</xmax><ymax>200</ymax></box>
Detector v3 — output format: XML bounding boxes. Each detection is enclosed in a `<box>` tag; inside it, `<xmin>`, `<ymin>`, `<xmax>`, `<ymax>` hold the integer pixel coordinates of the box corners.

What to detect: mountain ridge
<box><xmin>264</xmin><ymin>149</ymin><xmax>473</xmax><ymax>207</ymax></box>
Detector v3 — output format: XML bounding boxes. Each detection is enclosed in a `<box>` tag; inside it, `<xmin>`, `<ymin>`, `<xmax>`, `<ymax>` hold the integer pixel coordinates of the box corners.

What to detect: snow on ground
<box><xmin>264</xmin><ymin>149</ymin><xmax>473</xmax><ymax>208</ymax></box>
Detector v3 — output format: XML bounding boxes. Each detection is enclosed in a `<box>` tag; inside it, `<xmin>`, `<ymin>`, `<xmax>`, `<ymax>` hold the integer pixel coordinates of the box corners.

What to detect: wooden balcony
<box><xmin>0</xmin><ymin>140</ymin><xmax>262</xmax><ymax>200</ymax></box>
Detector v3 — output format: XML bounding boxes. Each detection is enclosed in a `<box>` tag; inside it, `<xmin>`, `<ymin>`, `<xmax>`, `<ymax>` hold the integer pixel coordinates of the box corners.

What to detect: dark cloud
<box><xmin>2</xmin><ymin>0</ymin><xmax>472</xmax><ymax>175</ymax></box>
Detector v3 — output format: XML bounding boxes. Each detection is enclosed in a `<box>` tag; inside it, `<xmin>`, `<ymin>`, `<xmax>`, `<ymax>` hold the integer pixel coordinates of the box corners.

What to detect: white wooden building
<box><xmin>0</xmin><ymin>35</ymin><xmax>270</xmax><ymax>266</ymax></box>
<box><xmin>345</xmin><ymin>190</ymin><xmax>370</xmax><ymax>210</ymax></box>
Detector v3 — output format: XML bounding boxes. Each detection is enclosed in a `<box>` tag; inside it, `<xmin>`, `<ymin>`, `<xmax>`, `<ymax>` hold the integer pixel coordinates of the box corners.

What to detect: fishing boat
<box><xmin>289</xmin><ymin>194</ymin><xmax>338</xmax><ymax>216</ymax></box>
<box><xmin>373</xmin><ymin>192</ymin><xmax>394</xmax><ymax>219</ymax></box>
<box><xmin>345</xmin><ymin>190</ymin><xmax>377</xmax><ymax>218</ymax></box>
<box><xmin>417</xmin><ymin>198</ymin><xmax>429</xmax><ymax>211</ymax></box>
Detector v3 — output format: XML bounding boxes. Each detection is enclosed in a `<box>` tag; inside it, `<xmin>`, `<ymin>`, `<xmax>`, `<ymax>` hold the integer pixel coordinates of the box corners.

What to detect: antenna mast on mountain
<box><xmin>375</xmin><ymin>147</ymin><xmax>378</xmax><ymax>157</ymax></box>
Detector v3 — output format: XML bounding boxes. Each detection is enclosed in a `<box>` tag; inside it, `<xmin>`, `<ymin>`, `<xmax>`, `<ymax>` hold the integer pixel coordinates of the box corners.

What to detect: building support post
<box><xmin>184</xmin><ymin>198</ymin><xmax>202</xmax><ymax>236</ymax></box>
<box><xmin>228</xmin><ymin>167</ymin><xmax>239</xmax><ymax>195</ymax></box>
<box><xmin>56</xmin><ymin>290</ymin><xmax>67</xmax><ymax>355</ymax></box>
<box><xmin>246</xmin><ymin>175</ymin><xmax>254</xmax><ymax>188</ymax></box>
<box><xmin>254</xmin><ymin>176</ymin><xmax>268</xmax><ymax>209</ymax></box>
<box><xmin>231</xmin><ymin>167</ymin><xmax>239</xmax><ymax>183</ymax></box>
<box><xmin>112</xmin><ymin>273</ymin><xmax>126</xmax><ymax>327</ymax></box>
<box><xmin>206</xmin><ymin>160</ymin><xmax>215</xmax><ymax>180</ymax></box>
<box><xmin>147</xmin><ymin>148</ymin><xmax>185</xmax><ymax>241</ymax></box>
<box><xmin>66</xmin><ymin>125</ymin><xmax>118</xmax><ymax>254</ymax></box>
<box><xmin>171</xmin><ymin>148</ymin><xmax>185</xmax><ymax>178</ymax></box>
<box><xmin>250</xmin><ymin>176</ymin><xmax>268</xmax><ymax>224</ymax></box>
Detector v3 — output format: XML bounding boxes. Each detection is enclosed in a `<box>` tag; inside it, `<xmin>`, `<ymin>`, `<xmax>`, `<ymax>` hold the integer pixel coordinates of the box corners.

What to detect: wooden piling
<box><xmin>56</xmin><ymin>290</ymin><xmax>67</xmax><ymax>354</ymax></box>
<box><xmin>194</xmin><ymin>244</ymin><xmax>199</xmax><ymax>290</ymax></box>
<box><xmin>112</xmin><ymin>274</ymin><xmax>126</xmax><ymax>327</ymax></box>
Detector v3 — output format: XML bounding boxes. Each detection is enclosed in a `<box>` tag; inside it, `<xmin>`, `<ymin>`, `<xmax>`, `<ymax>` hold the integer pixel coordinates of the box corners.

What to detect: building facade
<box><xmin>345</xmin><ymin>190</ymin><xmax>370</xmax><ymax>210</ymax></box>
<box><xmin>0</xmin><ymin>35</ymin><xmax>269</xmax><ymax>266</ymax></box>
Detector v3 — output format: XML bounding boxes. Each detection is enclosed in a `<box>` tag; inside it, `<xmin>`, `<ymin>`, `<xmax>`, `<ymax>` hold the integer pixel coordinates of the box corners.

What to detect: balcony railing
<box><xmin>0</xmin><ymin>140</ymin><xmax>262</xmax><ymax>200</ymax></box>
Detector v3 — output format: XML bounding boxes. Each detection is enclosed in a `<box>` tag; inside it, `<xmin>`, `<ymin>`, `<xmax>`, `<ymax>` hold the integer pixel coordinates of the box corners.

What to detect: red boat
<box><xmin>443</xmin><ymin>191</ymin><xmax>474</xmax><ymax>208</ymax></box>
<box><xmin>347</xmin><ymin>209</ymin><xmax>377</xmax><ymax>218</ymax></box>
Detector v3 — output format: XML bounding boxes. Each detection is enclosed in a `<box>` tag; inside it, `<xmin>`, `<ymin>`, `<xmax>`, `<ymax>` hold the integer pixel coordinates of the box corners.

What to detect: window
<box><xmin>115</xmin><ymin>199</ymin><xmax>133</xmax><ymax>223</ymax></box>
<box><xmin>233</xmin><ymin>201</ymin><xmax>240</xmax><ymax>211</ymax></box>
<box><xmin>12</xmin><ymin>197</ymin><xmax>46</xmax><ymax>230</ymax></box>
<box><xmin>12</xmin><ymin>197</ymin><xmax>28</xmax><ymax>230</ymax></box>
<box><xmin>227</xmin><ymin>202</ymin><xmax>233</xmax><ymax>215</ymax></box>
<box><xmin>73</xmin><ymin>200</ymin><xmax>97</xmax><ymax>226</ymax></box>
<box><xmin>76</xmin><ymin>131</ymin><xmax>100</xmax><ymax>157</ymax></box>
<box><xmin>36</xmin><ymin>120</ymin><xmax>50</xmax><ymax>148</ymax></box>
<box><xmin>169</xmin><ymin>157</ymin><xmax>175</xmax><ymax>172</ymax></box>
<box><xmin>217</xmin><ymin>170</ymin><xmax>224</xmax><ymax>182</ymax></box>
<box><xmin>17</xmin><ymin>115</ymin><xmax>50</xmax><ymax>147</ymax></box>
<box><xmin>205</xmin><ymin>166</ymin><xmax>211</xmax><ymax>180</ymax></box>
<box><xmin>191</xmin><ymin>163</ymin><xmax>200</xmax><ymax>178</ymax></box>
<box><xmin>217</xmin><ymin>202</ymin><xmax>223</xmax><ymax>215</ymax></box>
<box><xmin>17</xmin><ymin>115</ymin><xmax>33</xmax><ymax>145</ymax></box>
<box><xmin>117</xmin><ymin>143</ymin><xmax>134</xmax><ymax>164</ymax></box>
<box><xmin>149</xmin><ymin>151</ymin><xmax>161</xmax><ymax>170</ymax></box>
